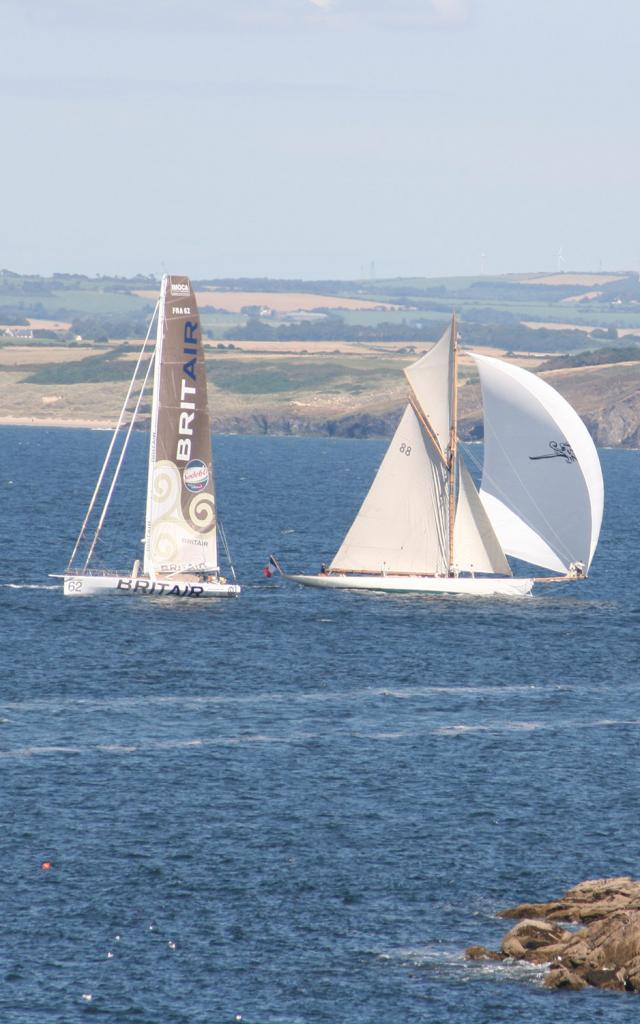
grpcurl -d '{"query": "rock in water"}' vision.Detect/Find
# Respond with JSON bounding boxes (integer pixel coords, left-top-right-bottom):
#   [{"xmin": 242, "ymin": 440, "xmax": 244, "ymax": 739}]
[
  {"xmin": 465, "ymin": 877, "xmax": 640, "ymax": 993},
  {"xmin": 500, "ymin": 919, "xmax": 571, "ymax": 962},
  {"xmin": 543, "ymin": 965, "xmax": 588, "ymax": 990},
  {"xmin": 465, "ymin": 945, "xmax": 504, "ymax": 961},
  {"xmin": 498, "ymin": 875, "xmax": 640, "ymax": 923}
]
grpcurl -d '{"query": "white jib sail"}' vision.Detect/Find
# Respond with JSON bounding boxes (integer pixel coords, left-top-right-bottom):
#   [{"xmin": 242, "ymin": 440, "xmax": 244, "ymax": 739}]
[
  {"xmin": 330, "ymin": 405, "xmax": 449, "ymax": 575},
  {"xmin": 453, "ymin": 456, "xmax": 511, "ymax": 575},
  {"xmin": 403, "ymin": 321, "xmax": 454, "ymax": 456},
  {"xmin": 471, "ymin": 353, "xmax": 604, "ymax": 574}
]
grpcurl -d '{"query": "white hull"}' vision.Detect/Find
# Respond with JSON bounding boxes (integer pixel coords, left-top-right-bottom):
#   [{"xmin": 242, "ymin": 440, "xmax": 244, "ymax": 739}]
[
  {"xmin": 62, "ymin": 574, "xmax": 240, "ymax": 598},
  {"xmin": 285, "ymin": 572, "xmax": 534, "ymax": 597}
]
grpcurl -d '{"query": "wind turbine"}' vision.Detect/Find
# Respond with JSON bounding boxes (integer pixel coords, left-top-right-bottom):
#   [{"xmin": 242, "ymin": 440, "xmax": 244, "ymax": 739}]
[{"xmin": 556, "ymin": 246, "xmax": 565, "ymax": 273}]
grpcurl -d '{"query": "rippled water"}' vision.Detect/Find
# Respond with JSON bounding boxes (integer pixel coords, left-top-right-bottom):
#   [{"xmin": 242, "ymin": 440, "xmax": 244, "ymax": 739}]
[{"xmin": 1, "ymin": 428, "xmax": 638, "ymax": 1022}]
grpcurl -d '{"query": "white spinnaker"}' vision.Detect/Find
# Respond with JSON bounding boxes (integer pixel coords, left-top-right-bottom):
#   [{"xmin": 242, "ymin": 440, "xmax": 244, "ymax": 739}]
[
  {"xmin": 330, "ymin": 405, "xmax": 449, "ymax": 575},
  {"xmin": 471, "ymin": 353, "xmax": 604, "ymax": 573},
  {"xmin": 404, "ymin": 321, "xmax": 454, "ymax": 455},
  {"xmin": 453, "ymin": 457, "xmax": 511, "ymax": 575}
]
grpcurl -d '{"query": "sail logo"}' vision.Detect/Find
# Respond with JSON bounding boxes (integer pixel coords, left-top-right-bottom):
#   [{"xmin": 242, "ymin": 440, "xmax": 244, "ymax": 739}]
[
  {"xmin": 176, "ymin": 320, "xmax": 199, "ymax": 463},
  {"xmin": 183, "ymin": 459, "xmax": 209, "ymax": 492},
  {"xmin": 529, "ymin": 441, "xmax": 576, "ymax": 464},
  {"xmin": 171, "ymin": 282, "xmax": 190, "ymax": 296}
]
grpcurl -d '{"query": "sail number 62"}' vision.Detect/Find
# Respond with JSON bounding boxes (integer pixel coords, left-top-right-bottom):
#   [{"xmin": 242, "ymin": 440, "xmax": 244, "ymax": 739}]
[{"xmin": 399, "ymin": 443, "xmax": 412, "ymax": 456}]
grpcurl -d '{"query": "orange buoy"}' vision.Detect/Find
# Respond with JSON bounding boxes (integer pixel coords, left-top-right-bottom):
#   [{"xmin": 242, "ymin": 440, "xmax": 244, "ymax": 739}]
[{"xmin": 41, "ymin": 861, "xmax": 52, "ymax": 870}]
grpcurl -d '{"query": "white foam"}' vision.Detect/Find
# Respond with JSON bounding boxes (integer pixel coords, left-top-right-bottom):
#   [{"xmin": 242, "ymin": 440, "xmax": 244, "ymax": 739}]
[
  {"xmin": 362, "ymin": 731, "xmax": 406, "ymax": 740},
  {"xmin": 2, "ymin": 583, "xmax": 58, "ymax": 590},
  {"xmin": 0, "ymin": 683, "xmax": 571, "ymax": 717},
  {"xmin": 435, "ymin": 724, "xmax": 490, "ymax": 735},
  {"xmin": 435, "ymin": 721, "xmax": 544, "ymax": 735},
  {"xmin": 0, "ymin": 732, "xmax": 311, "ymax": 760},
  {"xmin": 371, "ymin": 684, "xmax": 559, "ymax": 698},
  {"xmin": 378, "ymin": 944, "xmax": 547, "ymax": 985},
  {"xmin": 434, "ymin": 718, "xmax": 640, "ymax": 736}
]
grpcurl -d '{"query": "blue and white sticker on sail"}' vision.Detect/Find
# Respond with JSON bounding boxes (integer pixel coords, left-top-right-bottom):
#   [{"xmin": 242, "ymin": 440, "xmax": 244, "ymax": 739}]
[{"xmin": 183, "ymin": 459, "xmax": 209, "ymax": 492}]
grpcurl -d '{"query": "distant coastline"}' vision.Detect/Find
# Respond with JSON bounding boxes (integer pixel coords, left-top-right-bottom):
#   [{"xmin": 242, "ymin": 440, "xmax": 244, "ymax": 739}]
[
  {"xmin": 2, "ymin": 269, "xmax": 640, "ymax": 447},
  {"xmin": 0, "ymin": 415, "xmax": 114, "ymax": 430},
  {"xmin": 1, "ymin": 412, "xmax": 639, "ymax": 449}
]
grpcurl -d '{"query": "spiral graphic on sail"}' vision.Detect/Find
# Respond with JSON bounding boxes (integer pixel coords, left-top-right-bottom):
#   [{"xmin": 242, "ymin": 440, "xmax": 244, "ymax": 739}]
[
  {"xmin": 152, "ymin": 461, "xmax": 181, "ymax": 518},
  {"xmin": 150, "ymin": 523, "xmax": 181, "ymax": 565},
  {"xmin": 188, "ymin": 493, "xmax": 216, "ymax": 533}
]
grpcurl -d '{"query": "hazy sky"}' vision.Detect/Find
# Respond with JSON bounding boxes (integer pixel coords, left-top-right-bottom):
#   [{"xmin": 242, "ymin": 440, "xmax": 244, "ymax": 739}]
[{"xmin": 2, "ymin": 0, "xmax": 639, "ymax": 279}]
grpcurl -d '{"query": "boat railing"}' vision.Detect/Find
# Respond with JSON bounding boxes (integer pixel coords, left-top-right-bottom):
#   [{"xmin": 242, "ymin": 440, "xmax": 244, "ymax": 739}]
[{"xmin": 66, "ymin": 568, "xmax": 130, "ymax": 578}]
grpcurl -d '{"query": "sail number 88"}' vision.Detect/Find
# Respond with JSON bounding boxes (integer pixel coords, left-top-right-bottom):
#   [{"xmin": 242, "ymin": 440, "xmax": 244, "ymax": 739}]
[{"xmin": 399, "ymin": 443, "xmax": 412, "ymax": 456}]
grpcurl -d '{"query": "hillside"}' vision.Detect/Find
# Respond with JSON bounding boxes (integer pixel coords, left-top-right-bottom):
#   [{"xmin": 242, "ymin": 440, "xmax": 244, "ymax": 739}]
[
  {"xmin": 0, "ymin": 340, "xmax": 638, "ymax": 447},
  {"xmin": 1, "ymin": 269, "xmax": 640, "ymax": 446}
]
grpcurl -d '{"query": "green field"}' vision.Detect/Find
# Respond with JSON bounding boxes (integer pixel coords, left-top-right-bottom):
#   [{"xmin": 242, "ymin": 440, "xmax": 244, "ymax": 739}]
[
  {"xmin": 0, "ymin": 288, "xmax": 151, "ymax": 316},
  {"xmin": 16, "ymin": 349, "xmax": 405, "ymax": 395},
  {"xmin": 2, "ymin": 269, "xmax": 640, "ymax": 348},
  {"xmin": 208, "ymin": 355, "xmax": 403, "ymax": 396}
]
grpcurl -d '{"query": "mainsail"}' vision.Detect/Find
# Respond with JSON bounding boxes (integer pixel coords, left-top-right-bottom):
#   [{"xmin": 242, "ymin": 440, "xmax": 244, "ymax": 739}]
[
  {"xmin": 144, "ymin": 275, "xmax": 218, "ymax": 576},
  {"xmin": 330, "ymin": 405, "xmax": 449, "ymax": 575},
  {"xmin": 331, "ymin": 320, "xmax": 469, "ymax": 577},
  {"xmin": 471, "ymin": 353, "xmax": 604, "ymax": 573}
]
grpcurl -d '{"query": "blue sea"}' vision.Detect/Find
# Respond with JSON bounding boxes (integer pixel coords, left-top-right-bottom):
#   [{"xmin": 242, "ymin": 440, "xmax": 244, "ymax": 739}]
[{"xmin": 1, "ymin": 427, "xmax": 638, "ymax": 1023}]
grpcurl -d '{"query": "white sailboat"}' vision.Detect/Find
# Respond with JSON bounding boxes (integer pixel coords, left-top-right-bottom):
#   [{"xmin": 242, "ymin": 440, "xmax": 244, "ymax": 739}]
[
  {"xmin": 59, "ymin": 275, "xmax": 240, "ymax": 598},
  {"xmin": 273, "ymin": 316, "xmax": 603, "ymax": 597}
]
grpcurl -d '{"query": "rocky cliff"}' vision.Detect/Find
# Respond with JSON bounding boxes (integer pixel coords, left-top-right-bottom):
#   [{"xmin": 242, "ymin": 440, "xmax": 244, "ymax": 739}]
[
  {"xmin": 466, "ymin": 877, "xmax": 640, "ymax": 992},
  {"xmin": 209, "ymin": 360, "xmax": 640, "ymax": 448}
]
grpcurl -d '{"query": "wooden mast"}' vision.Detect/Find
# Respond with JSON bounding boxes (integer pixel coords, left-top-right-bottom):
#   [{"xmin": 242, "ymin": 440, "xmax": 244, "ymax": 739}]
[{"xmin": 448, "ymin": 313, "xmax": 458, "ymax": 573}]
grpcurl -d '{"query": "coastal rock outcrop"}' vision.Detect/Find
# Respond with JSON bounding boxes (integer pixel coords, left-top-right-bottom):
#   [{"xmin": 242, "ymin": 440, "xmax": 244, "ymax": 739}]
[{"xmin": 466, "ymin": 877, "xmax": 640, "ymax": 993}]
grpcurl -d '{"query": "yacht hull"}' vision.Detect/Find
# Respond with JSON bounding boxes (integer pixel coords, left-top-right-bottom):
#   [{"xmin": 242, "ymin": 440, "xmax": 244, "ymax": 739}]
[
  {"xmin": 62, "ymin": 574, "xmax": 240, "ymax": 598},
  {"xmin": 285, "ymin": 573, "xmax": 534, "ymax": 597}
]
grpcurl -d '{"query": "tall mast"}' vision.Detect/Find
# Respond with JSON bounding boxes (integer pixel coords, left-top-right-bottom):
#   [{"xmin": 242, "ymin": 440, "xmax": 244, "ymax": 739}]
[
  {"xmin": 448, "ymin": 313, "xmax": 458, "ymax": 572},
  {"xmin": 143, "ymin": 276, "xmax": 166, "ymax": 576}
]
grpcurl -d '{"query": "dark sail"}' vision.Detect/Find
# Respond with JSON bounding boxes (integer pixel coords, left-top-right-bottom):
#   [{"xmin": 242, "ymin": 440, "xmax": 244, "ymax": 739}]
[{"xmin": 144, "ymin": 275, "xmax": 217, "ymax": 576}]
